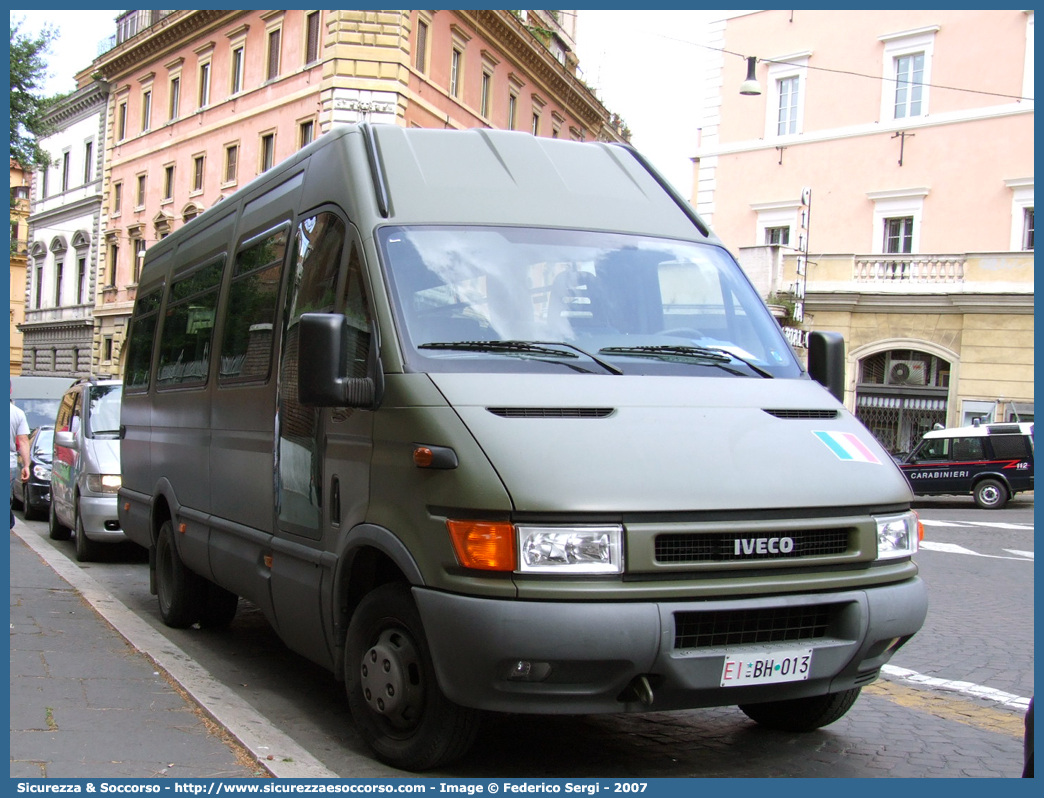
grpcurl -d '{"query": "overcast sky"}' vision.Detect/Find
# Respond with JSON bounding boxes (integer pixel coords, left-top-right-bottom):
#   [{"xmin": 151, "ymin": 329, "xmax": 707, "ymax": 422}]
[{"xmin": 11, "ymin": 9, "xmax": 723, "ymax": 195}]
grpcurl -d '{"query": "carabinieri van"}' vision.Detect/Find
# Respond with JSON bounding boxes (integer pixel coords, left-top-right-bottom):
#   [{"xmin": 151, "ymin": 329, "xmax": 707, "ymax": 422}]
[{"xmin": 119, "ymin": 124, "xmax": 928, "ymax": 770}]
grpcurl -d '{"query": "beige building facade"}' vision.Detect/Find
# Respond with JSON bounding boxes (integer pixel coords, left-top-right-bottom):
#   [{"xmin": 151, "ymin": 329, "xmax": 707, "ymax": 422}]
[
  {"xmin": 79, "ymin": 9, "xmax": 623, "ymax": 377},
  {"xmin": 696, "ymin": 10, "xmax": 1034, "ymax": 453},
  {"xmin": 10, "ymin": 160, "xmax": 32, "ymax": 375}
]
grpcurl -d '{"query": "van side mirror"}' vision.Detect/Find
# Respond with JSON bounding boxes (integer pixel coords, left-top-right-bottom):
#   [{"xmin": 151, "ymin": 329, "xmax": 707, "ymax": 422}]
[
  {"xmin": 807, "ymin": 331, "xmax": 845, "ymax": 403},
  {"xmin": 298, "ymin": 313, "xmax": 383, "ymax": 410},
  {"xmin": 55, "ymin": 430, "xmax": 78, "ymax": 450}
]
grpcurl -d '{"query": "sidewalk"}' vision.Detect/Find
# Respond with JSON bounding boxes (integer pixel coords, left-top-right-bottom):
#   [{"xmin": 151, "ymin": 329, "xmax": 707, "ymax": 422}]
[{"xmin": 10, "ymin": 524, "xmax": 266, "ymax": 779}]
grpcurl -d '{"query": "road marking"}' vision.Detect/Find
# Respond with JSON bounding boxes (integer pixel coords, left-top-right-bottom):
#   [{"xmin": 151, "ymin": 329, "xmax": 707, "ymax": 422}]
[
  {"xmin": 920, "ymin": 519, "xmax": 972, "ymax": 528},
  {"xmin": 882, "ymin": 664, "xmax": 1032, "ymax": 710},
  {"xmin": 865, "ymin": 680, "xmax": 1026, "ymax": 739},
  {"xmin": 11, "ymin": 523, "xmax": 347, "ymax": 779},
  {"xmin": 918, "ymin": 540, "xmax": 1033, "ymax": 560},
  {"xmin": 1005, "ymin": 549, "xmax": 1034, "ymax": 558},
  {"xmin": 965, "ymin": 521, "xmax": 1034, "ymax": 531}
]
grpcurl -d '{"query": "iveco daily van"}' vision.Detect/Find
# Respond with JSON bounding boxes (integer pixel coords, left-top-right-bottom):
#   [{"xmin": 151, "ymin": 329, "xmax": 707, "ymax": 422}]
[{"xmin": 119, "ymin": 124, "xmax": 927, "ymax": 770}]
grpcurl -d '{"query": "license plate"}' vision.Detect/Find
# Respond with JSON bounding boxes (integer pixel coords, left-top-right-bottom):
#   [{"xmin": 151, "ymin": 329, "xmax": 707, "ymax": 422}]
[{"xmin": 720, "ymin": 648, "xmax": 812, "ymax": 687}]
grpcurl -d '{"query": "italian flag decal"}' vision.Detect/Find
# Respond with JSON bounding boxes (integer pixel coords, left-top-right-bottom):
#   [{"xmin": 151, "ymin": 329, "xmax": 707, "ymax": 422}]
[{"xmin": 813, "ymin": 430, "xmax": 882, "ymax": 464}]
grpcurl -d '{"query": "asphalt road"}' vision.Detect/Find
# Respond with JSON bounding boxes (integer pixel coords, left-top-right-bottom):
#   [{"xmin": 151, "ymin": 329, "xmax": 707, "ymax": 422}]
[{"xmin": 12, "ymin": 495, "xmax": 1033, "ymax": 778}]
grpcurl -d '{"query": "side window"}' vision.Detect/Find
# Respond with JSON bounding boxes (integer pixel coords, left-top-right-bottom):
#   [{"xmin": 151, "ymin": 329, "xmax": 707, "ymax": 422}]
[
  {"xmin": 124, "ymin": 287, "xmax": 164, "ymax": 391},
  {"xmin": 156, "ymin": 260, "xmax": 224, "ymax": 388},
  {"xmin": 952, "ymin": 437, "xmax": 985, "ymax": 461},
  {"xmin": 55, "ymin": 391, "xmax": 75, "ymax": 433},
  {"xmin": 918, "ymin": 438, "xmax": 950, "ymax": 461},
  {"xmin": 219, "ymin": 225, "xmax": 289, "ymax": 383},
  {"xmin": 341, "ymin": 239, "xmax": 373, "ymax": 379},
  {"xmin": 990, "ymin": 435, "xmax": 1030, "ymax": 460}
]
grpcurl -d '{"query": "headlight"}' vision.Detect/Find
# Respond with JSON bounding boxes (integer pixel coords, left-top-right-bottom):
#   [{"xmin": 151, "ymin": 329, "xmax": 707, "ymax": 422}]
[
  {"xmin": 85, "ymin": 474, "xmax": 122, "ymax": 494},
  {"xmin": 32, "ymin": 464, "xmax": 51, "ymax": 481},
  {"xmin": 517, "ymin": 525, "xmax": 623, "ymax": 574},
  {"xmin": 875, "ymin": 512, "xmax": 919, "ymax": 560}
]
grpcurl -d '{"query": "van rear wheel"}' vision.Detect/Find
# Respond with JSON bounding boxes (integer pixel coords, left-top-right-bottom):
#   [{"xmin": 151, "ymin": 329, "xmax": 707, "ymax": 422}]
[
  {"xmin": 739, "ymin": 687, "xmax": 862, "ymax": 732},
  {"xmin": 345, "ymin": 582, "xmax": 480, "ymax": 771},
  {"xmin": 155, "ymin": 520, "xmax": 204, "ymax": 628},
  {"xmin": 974, "ymin": 479, "xmax": 1008, "ymax": 510}
]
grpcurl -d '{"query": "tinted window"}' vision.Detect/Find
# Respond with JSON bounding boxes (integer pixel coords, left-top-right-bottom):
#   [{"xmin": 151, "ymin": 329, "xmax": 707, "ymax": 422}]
[
  {"xmin": 219, "ymin": 226, "xmax": 288, "ymax": 382},
  {"xmin": 124, "ymin": 287, "xmax": 164, "ymax": 391},
  {"xmin": 157, "ymin": 261, "xmax": 224, "ymax": 388},
  {"xmin": 991, "ymin": 435, "xmax": 1031, "ymax": 459}
]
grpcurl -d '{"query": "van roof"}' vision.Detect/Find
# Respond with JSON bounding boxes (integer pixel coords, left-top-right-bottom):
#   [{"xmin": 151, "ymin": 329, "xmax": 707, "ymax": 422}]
[
  {"xmin": 10, "ymin": 376, "xmax": 76, "ymax": 400},
  {"xmin": 922, "ymin": 421, "xmax": 1034, "ymax": 438}
]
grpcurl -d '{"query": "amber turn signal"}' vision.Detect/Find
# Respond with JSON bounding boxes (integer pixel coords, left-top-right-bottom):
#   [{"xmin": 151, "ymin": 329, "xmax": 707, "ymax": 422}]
[{"xmin": 446, "ymin": 520, "xmax": 515, "ymax": 571}]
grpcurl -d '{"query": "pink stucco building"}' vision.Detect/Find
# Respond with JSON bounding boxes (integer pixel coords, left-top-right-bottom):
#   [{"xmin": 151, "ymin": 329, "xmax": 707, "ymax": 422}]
[
  {"xmin": 696, "ymin": 9, "xmax": 1034, "ymax": 451},
  {"xmin": 81, "ymin": 10, "xmax": 624, "ymax": 377}
]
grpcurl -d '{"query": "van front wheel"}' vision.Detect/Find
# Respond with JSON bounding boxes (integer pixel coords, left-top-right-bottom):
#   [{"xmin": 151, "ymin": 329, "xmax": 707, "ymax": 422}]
[
  {"xmin": 739, "ymin": 687, "xmax": 862, "ymax": 732},
  {"xmin": 974, "ymin": 479, "xmax": 1008, "ymax": 510},
  {"xmin": 345, "ymin": 582, "xmax": 480, "ymax": 771},
  {"xmin": 155, "ymin": 520, "xmax": 204, "ymax": 628}
]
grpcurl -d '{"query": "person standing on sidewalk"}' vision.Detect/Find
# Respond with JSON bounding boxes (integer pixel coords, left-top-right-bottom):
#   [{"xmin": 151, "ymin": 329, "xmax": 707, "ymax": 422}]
[{"xmin": 10, "ymin": 382, "xmax": 31, "ymax": 530}]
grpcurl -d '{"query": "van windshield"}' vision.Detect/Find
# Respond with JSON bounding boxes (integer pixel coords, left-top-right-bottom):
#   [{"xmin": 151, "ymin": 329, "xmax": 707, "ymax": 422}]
[
  {"xmin": 378, "ymin": 226, "xmax": 800, "ymax": 377},
  {"xmin": 86, "ymin": 385, "xmax": 123, "ymax": 437}
]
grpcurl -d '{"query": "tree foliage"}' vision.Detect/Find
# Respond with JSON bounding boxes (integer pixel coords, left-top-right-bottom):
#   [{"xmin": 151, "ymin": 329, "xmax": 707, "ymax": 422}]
[{"xmin": 10, "ymin": 19, "xmax": 60, "ymax": 170}]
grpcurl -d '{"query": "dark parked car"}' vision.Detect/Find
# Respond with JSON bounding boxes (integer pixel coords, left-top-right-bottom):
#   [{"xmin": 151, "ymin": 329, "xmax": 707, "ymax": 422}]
[{"xmin": 12, "ymin": 425, "xmax": 54, "ymax": 521}]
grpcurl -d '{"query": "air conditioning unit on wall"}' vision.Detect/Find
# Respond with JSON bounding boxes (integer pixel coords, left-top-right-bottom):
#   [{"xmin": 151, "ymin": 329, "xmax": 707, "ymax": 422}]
[{"xmin": 889, "ymin": 359, "xmax": 927, "ymax": 385}]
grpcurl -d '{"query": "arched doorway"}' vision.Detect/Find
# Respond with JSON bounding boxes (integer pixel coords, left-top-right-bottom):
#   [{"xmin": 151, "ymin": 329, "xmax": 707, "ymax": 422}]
[{"xmin": 854, "ymin": 348, "xmax": 950, "ymax": 456}]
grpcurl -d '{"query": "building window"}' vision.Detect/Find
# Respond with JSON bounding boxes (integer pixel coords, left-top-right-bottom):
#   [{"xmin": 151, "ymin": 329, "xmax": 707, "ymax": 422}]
[
  {"xmin": 231, "ymin": 45, "xmax": 245, "ymax": 94},
  {"xmin": 415, "ymin": 18, "xmax": 428, "ymax": 73},
  {"xmin": 893, "ymin": 53, "xmax": 924, "ymax": 119},
  {"xmin": 198, "ymin": 62, "xmax": 211, "ymax": 108},
  {"xmin": 61, "ymin": 152, "xmax": 70, "ymax": 192},
  {"xmin": 880, "ymin": 27, "xmax": 936, "ymax": 121},
  {"xmin": 299, "ymin": 120, "xmax": 314, "ymax": 149},
  {"xmin": 112, "ymin": 182, "xmax": 123, "ymax": 215},
  {"xmin": 104, "ymin": 337, "xmax": 114, "ymax": 363},
  {"xmin": 305, "ymin": 11, "xmax": 321, "ymax": 64},
  {"xmin": 225, "ymin": 144, "xmax": 239, "ymax": 183},
  {"xmin": 480, "ymin": 72, "xmax": 492, "ymax": 118},
  {"xmin": 266, "ymin": 27, "xmax": 281, "ymax": 81},
  {"xmin": 34, "ymin": 264, "xmax": 43, "ymax": 309},
  {"xmin": 766, "ymin": 226, "xmax": 791, "ymax": 246},
  {"xmin": 163, "ymin": 165, "xmax": 175, "ymax": 201},
  {"xmin": 83, "ymin": 141, "xmax": 94, "ymax": 184},
  {"xmin": 450, "ymin": 48, "xmax": 462, "ymax": 98},
  {"xmin": 54, "ymin": 260, "xmax": 64, "ymax": 306},
  {"xmin": 133, "ymin": 238, "xmax": 146, "ymax": 283},
  {"xmin": 777, "ymin": 76, "xmax": 799, "ymax": 135},
  {"xmin": 108, "ymin": 244, "xmax": 119, "ymax": 286},
  {"xmin": 531, "ymin": 112, "xmax": 540, "ymax": 136},
  {"xmin": 77, "ymin": 257, "xmax": 87, "ymax": 303},
  {"xmin": 136, "ymin": 174, "xmax": 147, "ymax": 207},
  {"xmin": 508, "ymin": 94, "xmax": 517, "ymax": 130},
  {"xmin": 193, "ymin": 155, "xmax": 205, "ymax": 192},
  {"xmin": 884, "ymin": 216, "xmax": 914, "ymax": 254},
  {"xmin": 260, "ymin": 133, "xmax": 275, "ymax": 172},
  {"xmin": 168, "ymin": 76, "xmax": 181, "ymax": 121},
  {"xmin": 1024, "ymin": 207, "xmax": 1034, "ymax": 250},
  {"xmin": 117, "ymin": 101, "xmax": 128, "ymax": 140},
  {"xmin": 141, "ymin": 90, "xmax": 152, "ymax": 131}
]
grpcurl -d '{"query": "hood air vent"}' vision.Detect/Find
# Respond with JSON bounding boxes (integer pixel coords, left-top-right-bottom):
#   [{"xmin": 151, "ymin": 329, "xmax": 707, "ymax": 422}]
[
  {"xmin": 487, "ymin": 407, "xmax": 614, "ymax": 419},
  {"xmin": 763, "ymin": 409, "xmax": 839, "ymax": 420}
]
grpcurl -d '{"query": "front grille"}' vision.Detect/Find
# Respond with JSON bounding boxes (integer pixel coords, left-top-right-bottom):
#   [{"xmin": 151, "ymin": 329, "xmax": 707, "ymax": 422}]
[
  {"xmin": 655, "ymin": 528, "xmax": 851, "ymax": 563},
  {"xmin": 486, "ymin": 407, "xmax": 614, "ymax": 419},
  {"xmin": 674, "ymin": 604, "xmax": 839, "ymax": 649}
]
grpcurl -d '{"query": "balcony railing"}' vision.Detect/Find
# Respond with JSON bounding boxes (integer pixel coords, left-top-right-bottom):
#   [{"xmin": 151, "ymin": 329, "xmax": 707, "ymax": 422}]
[{"xmin": 854, "ymin": 256, "xmax": 965, "ymax": 283}]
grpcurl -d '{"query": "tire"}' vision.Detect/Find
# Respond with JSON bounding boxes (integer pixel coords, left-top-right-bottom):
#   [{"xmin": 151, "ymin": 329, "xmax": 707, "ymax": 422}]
[
  {"xmin": 974, "ymin": 478, "xmax": 1008, "ymax": 510},
  {"xmin": 345, "ymin": 582, "xmax": 481, "ymax": 771},
  {"xmin": 48, "ymin": 501, "xmax": 72, "ymax": 541},
  {"xmin": 74, "ymin": 506, "xmax": 100, "ymax": 563},
  {"xmin": 155, "ymin": 520, "xmax": 205, "ymax": 628},
  {"xmin": 22, "ymin": 484, "xmax": 41, "ymax": 521},
  {"xmin": 740, "ymin": 687, "xmax": 862, "ymax": 732},
  {"xmin": 199, "ymin": 581, "xmax": 239, "ymax": 629}
]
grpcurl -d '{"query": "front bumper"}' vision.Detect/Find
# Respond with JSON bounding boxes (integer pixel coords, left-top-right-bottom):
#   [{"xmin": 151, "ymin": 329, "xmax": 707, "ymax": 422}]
[
  {"xmin": 78, "ymin": 494, "xmax": 126, "ymax": 542},
  {"xmin": 415, "ymin": 576, "xmax": 927, "ymax": 714}
]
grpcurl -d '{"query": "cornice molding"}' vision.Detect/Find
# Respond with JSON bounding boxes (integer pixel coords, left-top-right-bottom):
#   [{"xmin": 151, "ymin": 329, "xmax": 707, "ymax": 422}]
[
  {"xmin": 42, "ymin": 82, "xmax": 110, "ymax": 128},
  {"xmin": 93, "ymin": 10, "xmax": 235, "ymax": 79}
]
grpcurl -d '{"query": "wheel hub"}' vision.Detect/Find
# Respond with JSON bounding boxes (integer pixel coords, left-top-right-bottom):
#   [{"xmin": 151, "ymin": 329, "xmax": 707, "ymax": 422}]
[{"xmin": 359, "ymin": 628, "xmax": 424, "ymax": 729}]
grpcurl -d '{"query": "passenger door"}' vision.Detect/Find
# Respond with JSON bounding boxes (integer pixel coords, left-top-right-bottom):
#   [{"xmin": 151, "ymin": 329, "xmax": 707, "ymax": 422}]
[
  {"xmin": 52, "ymin": 388, "xmax": 79, "ymax": 524},
  {"xmin": 270, "ymin": 212, "xmax": 375, "ymax": 669}
]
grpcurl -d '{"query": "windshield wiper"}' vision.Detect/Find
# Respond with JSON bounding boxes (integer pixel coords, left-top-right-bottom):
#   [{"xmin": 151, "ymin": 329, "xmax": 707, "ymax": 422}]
[
  {"xmin": 598, "ymin": 345, "xmax": 773, "ymax": 378},
  {"xmin": 419, "ymin": 340, "xmax": 623, "ymax": 375}
]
